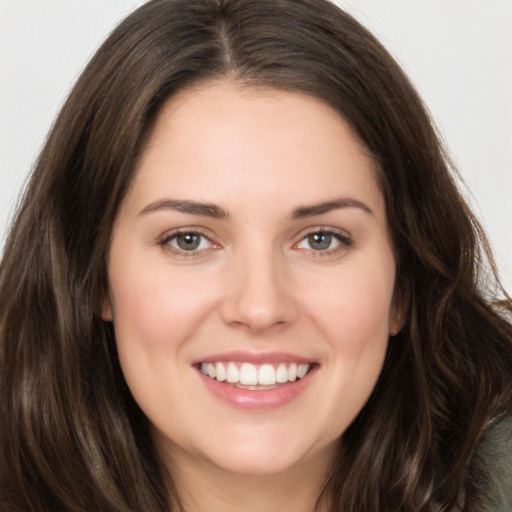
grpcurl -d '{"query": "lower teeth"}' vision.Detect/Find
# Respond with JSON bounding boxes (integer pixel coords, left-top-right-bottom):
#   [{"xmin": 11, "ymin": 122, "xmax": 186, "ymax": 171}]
[{"xmin": 233, "ymin": 383, "xmax": 280, "ymax": 390}]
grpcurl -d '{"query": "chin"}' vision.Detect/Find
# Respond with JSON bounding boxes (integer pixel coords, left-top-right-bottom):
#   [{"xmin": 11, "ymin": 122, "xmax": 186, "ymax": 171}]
[
  {"xmin": 193, "ymin": 427, "xmax": 335, "ymax": 478},
  {"xmin": 206, "ymin": 451, "xmax": 310, "ymax": 477}
]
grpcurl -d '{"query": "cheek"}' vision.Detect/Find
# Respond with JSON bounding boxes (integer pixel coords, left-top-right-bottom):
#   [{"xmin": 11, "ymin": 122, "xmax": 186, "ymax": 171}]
[
  {"xmin": 106, "ymin": 258, "xmax": 218, "ymax": 417},
  {"xmin": 303, "ymin": 266, "xmax": 394, "ymax": 427},
  {"xmin": 301, "ymin": 260, "xmax": 395, "ymax": 397},
  {"xmin": 109, "ymin": 249, "xmax": 215, "ymax": 335},
  {"xmin": 307, "ymin": 264, "xmax": 395, "ymax": 341},
  {"xmin": 111, "ymin": 274, "xmax": 171, "ymax": 349}
]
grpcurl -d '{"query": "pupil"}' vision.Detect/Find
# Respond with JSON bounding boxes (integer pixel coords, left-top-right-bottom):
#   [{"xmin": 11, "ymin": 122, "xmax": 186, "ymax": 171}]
[
  {"xmin": 308, "ymin": 233, "xmax": 331, "ymax": 250},
  {"xmin": 177, "ymin": 233, "xmax": 200, "ymax": 250}
]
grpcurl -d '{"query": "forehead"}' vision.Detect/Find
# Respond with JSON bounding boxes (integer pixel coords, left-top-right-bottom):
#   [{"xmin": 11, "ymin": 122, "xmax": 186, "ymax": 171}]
[{"xmin": 123, "ymin": 80, "xmax": 384, "ymax": 218}]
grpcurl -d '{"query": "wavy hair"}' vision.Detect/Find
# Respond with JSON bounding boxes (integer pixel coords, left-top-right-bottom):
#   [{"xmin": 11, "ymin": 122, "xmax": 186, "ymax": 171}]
[{"xmin": 1, "ymin": 0, "xmax": 511, "ymax": 510}]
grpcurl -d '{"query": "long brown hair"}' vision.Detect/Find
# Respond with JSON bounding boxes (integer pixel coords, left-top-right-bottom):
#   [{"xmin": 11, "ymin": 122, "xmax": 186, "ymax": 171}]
[{"xmin": 1, "ymin": 0, "xmax": 511, "ymax": 510}]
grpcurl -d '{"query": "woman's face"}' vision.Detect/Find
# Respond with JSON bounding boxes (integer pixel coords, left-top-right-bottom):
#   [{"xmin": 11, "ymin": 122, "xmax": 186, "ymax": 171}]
[{"xmin": 105, "ymin": 81, "xmax": 401, "ymax": 477}]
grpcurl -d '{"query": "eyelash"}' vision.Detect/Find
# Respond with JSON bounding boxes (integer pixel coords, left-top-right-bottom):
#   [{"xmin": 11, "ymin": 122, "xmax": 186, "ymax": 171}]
[
  {"xmin": 158, "ymin": 227, "xmax": 352, "ymax": 258},
  {"xmin": 159, "ymin": 229, "xmax": 218, "ymax": 257},
  {"xmin": 294, "ymin": 228, "xmax": 352, "ymax": 257}
]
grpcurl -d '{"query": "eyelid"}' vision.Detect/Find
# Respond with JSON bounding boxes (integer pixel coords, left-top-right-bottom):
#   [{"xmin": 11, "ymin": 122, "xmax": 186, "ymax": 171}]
[
  {"xmin": 292, "ymin": 225, "xmax": 352, "ymax": 253},
  {"xmin": 159, "ymin": 227, "xmax": 221, "ymax": 256}
]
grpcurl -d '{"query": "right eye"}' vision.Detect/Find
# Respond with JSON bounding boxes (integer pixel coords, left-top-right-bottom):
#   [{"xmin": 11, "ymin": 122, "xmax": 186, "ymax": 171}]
[{"xmin": 161, "ymin": 230, "xmax": 216, "ymax": 253}]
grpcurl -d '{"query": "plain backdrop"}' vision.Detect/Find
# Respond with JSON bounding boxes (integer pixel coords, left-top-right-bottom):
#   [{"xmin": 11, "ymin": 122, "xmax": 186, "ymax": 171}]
[{"xmin": 1, "ymin": 0, "xmax": 511, "ymax": 291}]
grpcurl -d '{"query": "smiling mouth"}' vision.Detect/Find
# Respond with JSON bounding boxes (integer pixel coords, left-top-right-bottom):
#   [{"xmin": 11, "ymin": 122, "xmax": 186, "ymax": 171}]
[{"xmin": 198, "ymin": 361, "xmax": 312, "ymax": 389}]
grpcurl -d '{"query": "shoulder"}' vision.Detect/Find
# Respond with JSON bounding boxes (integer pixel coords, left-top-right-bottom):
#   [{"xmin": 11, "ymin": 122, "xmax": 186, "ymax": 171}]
[{"xmin": 471, "ymin": 415, "xmax": 512, "ymax": 512}]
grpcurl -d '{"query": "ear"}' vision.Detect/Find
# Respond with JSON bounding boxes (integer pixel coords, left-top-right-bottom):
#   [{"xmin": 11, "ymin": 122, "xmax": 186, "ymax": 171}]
[
  {"xmin": 101, "ymin": 301, "xmax": 113, "ymax": 322},
  {"xmin": 389, "ymin": 308, "xmax": 404, "ymax": 336},
  {"xmin": 100, "ymin": 290, "xmax": 114, "ymax": 322},
  {"xmin": 389, "ymin": 281, "xmax": 408, "ymax": 336}
]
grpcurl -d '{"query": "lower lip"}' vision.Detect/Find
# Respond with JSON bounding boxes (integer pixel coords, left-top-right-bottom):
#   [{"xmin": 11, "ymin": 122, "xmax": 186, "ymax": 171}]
[{"xmin": 197, "ymin": 367, "xmax": 317, "ymax": 411}]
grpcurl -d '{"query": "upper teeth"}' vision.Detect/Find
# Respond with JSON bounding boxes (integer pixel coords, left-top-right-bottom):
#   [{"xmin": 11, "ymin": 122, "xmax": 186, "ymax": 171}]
[{"xmin": 200, "ymin": 362, "xmax": 310, "ymax": 386}]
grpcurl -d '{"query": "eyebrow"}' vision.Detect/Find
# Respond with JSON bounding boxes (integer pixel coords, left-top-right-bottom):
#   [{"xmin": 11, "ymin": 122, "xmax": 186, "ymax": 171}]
[
  {"xmin": 139, "ymin": 199, "xmax": 229, "ymax": 219},
  {"xmin": 139, "ymin": 197, "xmax": 373, "ymax": 220},
  {"xmin": 290, "ymin": 198, "xmax": 374, "ymax": 218}
]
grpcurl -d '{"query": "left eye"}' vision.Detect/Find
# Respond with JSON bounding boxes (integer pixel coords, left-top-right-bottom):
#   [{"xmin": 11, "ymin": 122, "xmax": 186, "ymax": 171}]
[
  {"xmin": 296, "ymin": 231, "xmax": 348, "ymax": 251},
  {"xmin": 164, "ymin": 232, "xmax": 213, "ymax": 251}
]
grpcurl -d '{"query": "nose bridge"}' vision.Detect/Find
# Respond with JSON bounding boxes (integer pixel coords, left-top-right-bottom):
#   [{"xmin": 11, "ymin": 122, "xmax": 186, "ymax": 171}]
[{"xmin": 221, "ymin": 237, "xmax": 297, "ymax": 332}]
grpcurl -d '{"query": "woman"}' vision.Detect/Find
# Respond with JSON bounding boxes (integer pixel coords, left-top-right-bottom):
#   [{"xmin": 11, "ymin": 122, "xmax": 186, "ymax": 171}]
[{"xmin": 0, "ymin": 0, "xmax": 511, "ymax": 511}]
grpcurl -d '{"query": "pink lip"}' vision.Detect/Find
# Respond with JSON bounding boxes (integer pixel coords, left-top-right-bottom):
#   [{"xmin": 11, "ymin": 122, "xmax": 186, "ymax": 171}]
[
  {"xmin": 193, "ymin": 350, "xmax": 314, "ymax": 365},
  {"xmin": 195, "ymin": 361, "xmax": 318, "ymax": 411}
]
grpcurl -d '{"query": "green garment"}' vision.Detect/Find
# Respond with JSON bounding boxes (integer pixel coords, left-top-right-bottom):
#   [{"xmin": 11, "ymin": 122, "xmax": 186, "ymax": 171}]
[{"xmin": 472, "ymin": 416, "xmax": 512, "ymax": 511}]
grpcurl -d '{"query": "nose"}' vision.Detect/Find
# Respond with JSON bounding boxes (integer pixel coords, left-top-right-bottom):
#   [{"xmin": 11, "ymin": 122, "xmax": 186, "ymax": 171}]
[{"xmin": 220, "ymin": 247, "xmax": 299, "ymax": 334}]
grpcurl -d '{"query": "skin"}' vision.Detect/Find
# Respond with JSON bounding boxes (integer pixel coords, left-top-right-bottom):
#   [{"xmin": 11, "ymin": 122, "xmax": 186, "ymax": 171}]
[{"xmin": 104, "ymin": 81, "xmax": 402, "ymax": 512}]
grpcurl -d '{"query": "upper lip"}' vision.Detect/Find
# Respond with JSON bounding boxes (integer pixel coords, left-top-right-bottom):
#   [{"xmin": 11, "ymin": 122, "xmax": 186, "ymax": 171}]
[{"xmin": 192, "ymin": 351, "xmax": 316, "ymax": 365}]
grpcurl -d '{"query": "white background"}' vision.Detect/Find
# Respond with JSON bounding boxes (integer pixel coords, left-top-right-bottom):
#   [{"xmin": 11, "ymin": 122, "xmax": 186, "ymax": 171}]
[{"xmin": 1, "ymin": 0, "xmax": 511, "ymax": 291}]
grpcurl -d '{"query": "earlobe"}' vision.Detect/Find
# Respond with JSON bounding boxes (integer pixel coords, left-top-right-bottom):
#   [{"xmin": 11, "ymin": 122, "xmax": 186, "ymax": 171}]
[
  {"xmin": 389, "ymin": 282, "xmax": 408, "ymax": 336},
  {"xmin": 389, "ymin": 311, "xmax": 403, "ymax": 336},
  {"xmin": 100, "ymin": 293, "xmax": 114, "ymax": 322},
  {"xmin": 101, "ymin": 305, "xmax": 113, "ymax": 322}
]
